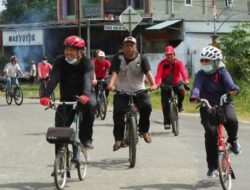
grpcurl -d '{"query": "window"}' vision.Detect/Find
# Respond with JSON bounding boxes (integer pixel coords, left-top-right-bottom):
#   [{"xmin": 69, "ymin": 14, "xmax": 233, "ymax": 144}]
[
  {"xmin": 132, "ymin": 0, "xmax": 144, "ymax": 9},
  {"xmin": 185, "ymin": 0, "xmax": 192, "ymax": 6},
  {"xmin": 67, "ymin": 0, "xmax": 75, "ymax": 15},
  {"xmin": 248, "ymin": 0, "xmax": 250, "ymax": 15}
]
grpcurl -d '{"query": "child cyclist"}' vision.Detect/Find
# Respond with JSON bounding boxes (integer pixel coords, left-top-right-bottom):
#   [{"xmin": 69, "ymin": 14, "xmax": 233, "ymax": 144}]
[{"xmin": 190, "ymin": 45, "xmax": 241, "ymax": 177}]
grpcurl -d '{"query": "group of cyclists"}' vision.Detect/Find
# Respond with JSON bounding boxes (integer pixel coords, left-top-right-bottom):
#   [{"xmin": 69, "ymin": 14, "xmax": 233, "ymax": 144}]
[{"xmin": 29, "ymin": 34, "xmax": 240, "ymax": 178}]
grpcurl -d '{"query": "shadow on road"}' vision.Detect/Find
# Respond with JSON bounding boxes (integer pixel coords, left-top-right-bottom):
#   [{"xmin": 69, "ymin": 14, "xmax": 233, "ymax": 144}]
[
  {"xmin": 0, "ymin": 182, "xmax": 55, "ymax": 190},
  {"xmin": 89, "ymin": 158, "xmax": 131, "ymax": 170},
  {"xmin": 120, "ymin": 179, "xmax": 219, "ymax": 190}
]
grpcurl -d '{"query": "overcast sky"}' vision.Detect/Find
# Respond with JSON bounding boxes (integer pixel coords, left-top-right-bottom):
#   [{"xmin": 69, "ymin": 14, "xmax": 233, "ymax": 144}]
[{"xmin": 0, "ymin": 0, "xmax": 6, "ymax": 12}]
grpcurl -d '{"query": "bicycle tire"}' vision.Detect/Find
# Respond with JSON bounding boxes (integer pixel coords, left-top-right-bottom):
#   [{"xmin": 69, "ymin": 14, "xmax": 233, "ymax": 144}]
[
  {"xmin": 54, "ymin": 149, "xmax": 67, "ymax": 190},
  {"xmin": 5, "ymin": 88, "xmax": 12, "ymax": 105},
  {"xmin": 77, "ymin": 146, "xmax": 88, "ymax": 180},
  {"xmin": 14, "ymin": 87, "xmax": 23, "ymax": 105},
  {"xmin": 218, "ymin": 151, "xmax": 232, "ymax": 190},
  {"xmin": 170, "ymin": 102, "xmax": 179, "ymax": 136},
  {"xmin": 99, "ymin": 92, "xmax": 107, "ymax": 120},
  {"xmin": 127, "ymin": 116, "xmax": 137, "ymax": 168}
]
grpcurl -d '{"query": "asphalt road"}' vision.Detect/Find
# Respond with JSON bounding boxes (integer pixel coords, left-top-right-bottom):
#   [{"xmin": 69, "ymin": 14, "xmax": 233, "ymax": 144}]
[{"xmin": 0, "ymin": 98, "xmax": 249, "ymax": 190}]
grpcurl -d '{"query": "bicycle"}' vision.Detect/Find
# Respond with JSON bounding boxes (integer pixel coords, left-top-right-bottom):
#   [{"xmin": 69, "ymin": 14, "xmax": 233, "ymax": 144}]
[
  {"xmin": 160, "ymin": 83, "xmax": 189, "ymax": 136},
  {"xmin": 95, "ymin": 79, "xmax": 108, "ymax": 120},
  {"xmin": 46, "ymin": 100, "xmax": 88, "ymax": 190},
  {"xmin": 5, "ymin": 77, "xmax": 23, "ymax": 106},
  {"xmin": 198, "ymin": 94, "xmax": 236, "ymax": 190},
  {"xmin": 116, "ymin": 89, "xmax": 148, "ymax": 168},
  {"xmin": 39, "ymin": 77, "xmax": 56, "ymax": 102}
]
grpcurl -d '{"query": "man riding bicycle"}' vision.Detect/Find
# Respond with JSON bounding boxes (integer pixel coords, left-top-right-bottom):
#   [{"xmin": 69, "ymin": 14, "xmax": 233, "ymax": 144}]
[
  {"xmin": 40, "ymin": 35, "xmax": 96, "ymax": 154},
  {"xmin": 190, "ymin": 45, "xmax": 241, "ymax": 177},
  {"xmin": 38, "ymin": 56, "xmax": 53, "ymax": 96},
  {"xmin": 155, "ymin": 45, "xmax": 189, "ymax": 130},
  {"xmin": 92, "ymin": 50, "xmax": 111, "ymax": 98},
  {"xmin": 108, "ymin": 36, "xmax": 158, "ymax": 151},
  {"xmin": 4, "ymin": 55, "xmax": 24, "ymax": 93}
]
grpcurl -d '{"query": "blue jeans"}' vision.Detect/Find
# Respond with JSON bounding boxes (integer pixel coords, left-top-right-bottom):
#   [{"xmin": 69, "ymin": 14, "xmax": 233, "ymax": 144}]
[{"xmin": 5, "ymin": 77, "xmax": 19, "ymax": 93}]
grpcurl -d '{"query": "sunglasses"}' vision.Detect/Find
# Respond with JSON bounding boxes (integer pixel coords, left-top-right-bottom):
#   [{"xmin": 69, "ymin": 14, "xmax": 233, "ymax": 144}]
[{"xmin": 200, "ymin": 59, "xmax": 211, "ymax": 63}]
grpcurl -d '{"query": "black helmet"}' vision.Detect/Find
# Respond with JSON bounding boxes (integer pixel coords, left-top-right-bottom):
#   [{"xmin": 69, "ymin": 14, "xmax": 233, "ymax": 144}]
[{"xmin": 42, "ymin": 56, "xmax": 48, "ymax": 60}]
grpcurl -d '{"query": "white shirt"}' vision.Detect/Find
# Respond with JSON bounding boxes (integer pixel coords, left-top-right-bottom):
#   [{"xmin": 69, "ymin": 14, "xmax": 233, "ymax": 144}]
[
  {"xmin": 4, "ymin": 62, "xmax": 22, "ymax": 77},
  {"xmin": 30, "ymin": 64, "xmax": 37, "ymax": 77}
]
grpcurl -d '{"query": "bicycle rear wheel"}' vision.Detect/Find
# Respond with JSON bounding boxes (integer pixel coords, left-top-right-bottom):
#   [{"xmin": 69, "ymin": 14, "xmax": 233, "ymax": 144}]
[
  {"xmin": 170, "ymin": 102, "xmax": 179, "ymax": 136},
  {"xmin": 99, "ymin": 92, "xmax": 107, "ymax": 120},
  {"xmin": 5, "ymin": 89, "xmax": 12, "ymax": 105},
  {"xmin": 127, "ymin": 116, "xmax": 137, "ymax": 168},
  {"xmin": 77, "ymin": 146, "xmax": 88, "ymax": 180},
  {"xmin": 54, "ymin": 149, "xmax": 67, "ymax": 190},
  {"xmin": 14, "ymin": 87, "xmax": 23, "ymax": 105},
  {"xmin": 218, "ymin": 151, "xmax": 232, "ymax": 190}
]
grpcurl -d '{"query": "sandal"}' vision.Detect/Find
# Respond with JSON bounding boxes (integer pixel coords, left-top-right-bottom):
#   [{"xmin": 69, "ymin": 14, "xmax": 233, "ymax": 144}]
[
  {"xmin": 143, "ymin": 132, "xmax": 152, "ymax": 143},
  {"xmin": 113, "ymin": 141, "xmax": 122, "ymax": 151}
]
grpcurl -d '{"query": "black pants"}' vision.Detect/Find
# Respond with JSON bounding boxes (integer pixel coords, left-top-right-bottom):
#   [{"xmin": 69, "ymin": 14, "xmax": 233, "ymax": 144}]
[
  {"xmin": 200, "ymin": 104, "xmax": 238, "ymax": 170},
  {"xmin": 113, "ymin": 91, "xmax": 152, "ymax": 141},
  {"xmin": 55, "ymin": 96, "xmax": 96, "ymax": 154},
  {"xmin": 160, "ymin": 84, "xmax": 185, "ymax": 124}
]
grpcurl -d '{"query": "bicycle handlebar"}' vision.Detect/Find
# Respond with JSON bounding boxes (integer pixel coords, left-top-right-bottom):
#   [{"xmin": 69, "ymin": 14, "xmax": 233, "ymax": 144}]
[
  {"xmin": 199, "ymin": 93, "xmax": 229, "ymax": 108},
  {"xmin": 115, "ymin": 88, "xmax": 149, "ymax": 96}
]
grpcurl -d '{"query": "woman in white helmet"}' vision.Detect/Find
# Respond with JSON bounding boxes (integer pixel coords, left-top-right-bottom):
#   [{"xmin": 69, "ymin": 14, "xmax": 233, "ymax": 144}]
[{"xmin": 190, "ymin": 45, "xmax": 241, "ymax": 177}]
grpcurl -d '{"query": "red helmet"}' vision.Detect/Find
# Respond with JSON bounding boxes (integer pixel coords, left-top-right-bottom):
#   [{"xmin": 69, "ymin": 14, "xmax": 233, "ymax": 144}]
[
  {"xmin": 164, "ymin": 45, "xmax": 175, "ymax": 54},
  {"xmin": 64, "ymin": 35, "xmax": 85, "ymax": 48}
]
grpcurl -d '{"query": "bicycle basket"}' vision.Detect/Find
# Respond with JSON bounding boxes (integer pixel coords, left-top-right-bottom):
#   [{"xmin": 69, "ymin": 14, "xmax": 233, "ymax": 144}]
[{"xmin": 46, "ymin": 127, "xmax": 76, "ymax": 144}]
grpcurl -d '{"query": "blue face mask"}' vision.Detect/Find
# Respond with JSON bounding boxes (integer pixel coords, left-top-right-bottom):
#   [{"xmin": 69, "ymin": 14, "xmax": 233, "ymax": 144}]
[
  {"xmin": 201, "ymin": 64, "xmax": 215, "ymax": 74},
  {"xmin": 65, "ymin": 58, "xmax": 77, "ymax": 65}
]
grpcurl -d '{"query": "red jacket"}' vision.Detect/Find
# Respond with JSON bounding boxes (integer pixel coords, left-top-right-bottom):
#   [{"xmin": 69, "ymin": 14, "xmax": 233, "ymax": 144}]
[
  {"xmin": 93, "ymin": 58, "xmax": 111, "ymax": 79},
  {"xmin": 155, "ymin": 58, "xmax": 188, "ymax": 86}
]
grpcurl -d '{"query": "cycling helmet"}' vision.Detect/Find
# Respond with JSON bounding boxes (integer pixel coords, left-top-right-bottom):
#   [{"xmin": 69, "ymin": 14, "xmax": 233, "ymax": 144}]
[
  {"xmin": 64, "ymin": 35, "xmax": 85, "ymax": 49},
  {"xmin": 10, "ymin": 55, "xmax": 17, "ymax": 61},
  {"xmin": 164, "ymin": 45, "xmax": 175, "ymax": 54},
  {"xmin": 200, "ymin": 46, "xmax": 223, "ymax": 60}
]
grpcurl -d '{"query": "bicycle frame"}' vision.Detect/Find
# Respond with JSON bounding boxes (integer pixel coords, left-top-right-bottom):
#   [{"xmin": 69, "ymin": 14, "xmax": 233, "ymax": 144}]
[
  {"xmin": 46, "ymin": 101, "xmax": 88, "ymax": 189},
  {"xmin": 199, "ymin": 94, "xmax": 235, "ymax": 190}
]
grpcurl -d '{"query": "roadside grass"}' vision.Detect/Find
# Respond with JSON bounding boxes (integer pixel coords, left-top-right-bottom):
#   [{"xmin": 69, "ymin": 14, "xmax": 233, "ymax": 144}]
[{"xmin": 0, "ymin": 80, "xmax": 249, "ymax": 122}]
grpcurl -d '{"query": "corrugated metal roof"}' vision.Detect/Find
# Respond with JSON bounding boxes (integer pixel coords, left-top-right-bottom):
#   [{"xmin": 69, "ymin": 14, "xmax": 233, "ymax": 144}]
[
  {"xmin": 185, "ymin": 21, "xmax": 244, "ymax": 33},
  {"xmin": 146, "ymin": 20, "xmax": 182, "ymax": 30}
]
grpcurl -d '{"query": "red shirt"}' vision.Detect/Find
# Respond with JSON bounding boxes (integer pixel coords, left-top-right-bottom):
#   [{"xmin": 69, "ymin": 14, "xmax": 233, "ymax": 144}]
[
  {"xmin": 38, "ymin": 62, "xmax": 53, "ymax": 79},
  {"xmin": 93, "ymin": 58, "xmax": 111, "ymax": 79},
  {"xmin": 155, "ymin": 58, "xmax": 189, "ymax": 86}
]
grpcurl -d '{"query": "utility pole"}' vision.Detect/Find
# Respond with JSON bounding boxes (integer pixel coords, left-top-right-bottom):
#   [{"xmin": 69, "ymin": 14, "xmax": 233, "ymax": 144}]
[{"xmin": 78, "ymin": 0, "xmax": 81, "ymax": 37}]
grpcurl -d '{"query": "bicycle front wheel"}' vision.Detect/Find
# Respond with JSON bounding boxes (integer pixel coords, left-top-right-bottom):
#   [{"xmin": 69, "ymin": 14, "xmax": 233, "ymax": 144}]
[
  {"xmin": 127, "ymin": 116, "xmax": 137, "ymax": 168},
  {"xmin": 77, "ymin": 146, "xmax": 88, "ymax": 180},
  {"xmin": 54, "ymin": 149, "xmax": 67, "ymax": 190},
  {"xmin": 99, "ymin": 92, "xmax": 107, "ymax": 120},
  {"xmin": 218, "ymin": 151, "xmax": 232, "ymax": 190},
  {"xmin": 14, "ymin": 87, "xmax": 23, "ymax": 105},
  {"xmin": 170, "ymin": 102, "xmax": 179, "ymax": 136},
  {"xmin": 5, "ymin": 89, "xmax": 12, "ymax": 105}
]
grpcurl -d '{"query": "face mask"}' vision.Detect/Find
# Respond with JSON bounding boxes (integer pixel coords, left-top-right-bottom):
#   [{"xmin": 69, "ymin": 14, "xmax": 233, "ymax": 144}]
[
  {"xmin": 42, "ymin": 60, "xmax": 47, "ymax": 64},
  {"xmin": 65, "ymin": 58, "xmax": 77, "ymax": 65},
  {"xmin": 201, "ymin": 64, "xmax": 215, "ymax": 74}
]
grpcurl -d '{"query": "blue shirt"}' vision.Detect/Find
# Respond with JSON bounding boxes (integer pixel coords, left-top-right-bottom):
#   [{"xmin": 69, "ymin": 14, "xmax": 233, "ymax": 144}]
[{"xmin": 191, "ymin": 67, "xmax": 240, "ymax": 106}]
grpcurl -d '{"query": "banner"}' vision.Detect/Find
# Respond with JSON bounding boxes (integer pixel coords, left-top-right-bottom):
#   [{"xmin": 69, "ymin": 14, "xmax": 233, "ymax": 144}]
[{"xmin": 3, "ymin": 29, "xmax": 43, "ymax": 46}]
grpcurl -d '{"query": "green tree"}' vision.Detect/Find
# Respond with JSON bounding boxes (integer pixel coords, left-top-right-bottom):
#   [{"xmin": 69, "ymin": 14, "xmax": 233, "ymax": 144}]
[
  {"xmin": 217, "ymin": 23, "xmax": 250, "ymax": 81},
  {"xmin": 0, "ymin": 0, "xmax": 56, "ymax": 24}
]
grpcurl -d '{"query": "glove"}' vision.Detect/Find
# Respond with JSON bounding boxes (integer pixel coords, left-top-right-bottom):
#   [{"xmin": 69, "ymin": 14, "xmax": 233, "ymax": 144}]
[
  {"xmin": 189, "ymin": 96, "xmax": 198, "ymax": 103},
  {"xmin": 40, "ymin": 97, "xmax": 51, "ymax": 106},
  {"xmin": 79, "ymin": 95, "xmax": 90, "ymax": 104}
]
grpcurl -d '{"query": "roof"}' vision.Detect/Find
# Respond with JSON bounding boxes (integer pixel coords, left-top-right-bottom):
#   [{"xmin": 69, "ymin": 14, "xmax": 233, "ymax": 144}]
[{"xmin": 146, "ymin": 20, "xmax": 182, "ymax": 30}]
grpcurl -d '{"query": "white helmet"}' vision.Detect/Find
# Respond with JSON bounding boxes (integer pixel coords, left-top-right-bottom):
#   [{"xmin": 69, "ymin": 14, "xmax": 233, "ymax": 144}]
[{"xmin": 200, "ymin": 46, "xmax": 223, "ymax": 61}]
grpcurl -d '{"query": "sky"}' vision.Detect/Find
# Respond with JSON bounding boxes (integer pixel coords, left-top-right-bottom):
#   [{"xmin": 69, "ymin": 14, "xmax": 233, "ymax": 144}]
[{"xmin": 0, "ymin": 0, "xmax": 5, "ymax": 12}]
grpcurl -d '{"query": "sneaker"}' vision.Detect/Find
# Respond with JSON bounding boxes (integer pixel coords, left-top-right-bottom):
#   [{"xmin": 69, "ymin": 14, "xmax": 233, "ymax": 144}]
[
  {"xmin": 207, "ymin": 168, "xmax": 218, "ymax": 178},
  {"xmin": 164, "ymin": 124, "xmax": 171, "ymax": 129},
  {"xmin": 82, "ymin": 140, "xmax": 94, "ymax": 149},
  {"xmin": 230, "ymin": 140, "xmax": 241, "ymax": 155}
]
